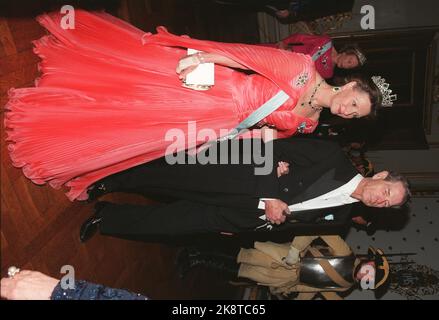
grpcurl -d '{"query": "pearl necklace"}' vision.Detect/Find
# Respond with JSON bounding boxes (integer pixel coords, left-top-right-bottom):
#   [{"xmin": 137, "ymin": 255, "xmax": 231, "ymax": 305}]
[{"xmin": 301, "ymin": 79, "xmax": 326, "ymax": 111}]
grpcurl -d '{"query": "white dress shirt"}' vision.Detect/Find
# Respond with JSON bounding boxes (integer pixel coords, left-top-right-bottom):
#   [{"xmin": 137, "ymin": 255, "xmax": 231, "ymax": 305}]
[{"xmin": 258, "ymin": 174, "xmax": 363, "ymax": 221}]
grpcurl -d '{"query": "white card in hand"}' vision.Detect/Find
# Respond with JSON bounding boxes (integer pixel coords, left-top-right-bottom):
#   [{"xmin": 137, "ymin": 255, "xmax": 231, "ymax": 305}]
[{"xmin": 185, "ymin": 49, "xmax": 214, "ymax": 86}]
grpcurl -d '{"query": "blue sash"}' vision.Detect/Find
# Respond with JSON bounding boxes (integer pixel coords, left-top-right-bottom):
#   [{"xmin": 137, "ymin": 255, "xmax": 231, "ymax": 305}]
[{"xmin": 312, "ymin": 41, "xmax": 333, "ymax": 62}]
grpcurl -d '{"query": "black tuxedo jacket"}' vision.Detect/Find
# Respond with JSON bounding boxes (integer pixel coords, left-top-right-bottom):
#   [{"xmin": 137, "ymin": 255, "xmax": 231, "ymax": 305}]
[{"xmin": 105, "ymin": 138, "xmax": 359, "ymax": 225}]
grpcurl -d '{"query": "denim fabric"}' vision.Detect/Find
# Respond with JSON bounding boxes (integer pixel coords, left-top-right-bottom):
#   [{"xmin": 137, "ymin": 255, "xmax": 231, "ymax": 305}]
[{"xmin": 51, "ymin": 280, "xmax": 148, "ymax": 300}]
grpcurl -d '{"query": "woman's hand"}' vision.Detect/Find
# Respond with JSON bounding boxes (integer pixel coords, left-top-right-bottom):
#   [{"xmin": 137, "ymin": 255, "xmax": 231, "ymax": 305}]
[
  {"xmin": 1, "ymin": 270, "xmax": 59, "ymax": 300},
  {"xmin": 277, "ymin": 161, "xmax": 290, "ymax": 177},
  {"xmin": 178, "ymin": 52, "xmax": 248, "ymax": 77},
  {"xmin": 176, "ymin": 54, "xmax": 201, "ymax": 81}
]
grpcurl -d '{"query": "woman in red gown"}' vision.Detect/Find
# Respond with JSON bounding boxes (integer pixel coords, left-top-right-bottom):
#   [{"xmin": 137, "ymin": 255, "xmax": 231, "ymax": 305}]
[{"xmin": 5, "ymin": 10, "xmax": 381, "ymax": 200}]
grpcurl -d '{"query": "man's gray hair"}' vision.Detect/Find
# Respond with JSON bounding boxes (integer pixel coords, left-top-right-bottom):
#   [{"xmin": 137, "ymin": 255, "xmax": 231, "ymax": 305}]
[{"xmin": 384, "ymin": 171, "xmax": 411, "ymax": 207}]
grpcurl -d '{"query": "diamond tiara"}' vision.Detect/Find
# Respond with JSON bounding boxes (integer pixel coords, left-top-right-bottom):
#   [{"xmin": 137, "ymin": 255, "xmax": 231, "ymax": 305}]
[
  {"xmin": 353, "ymin": 48, "xmax": 367, "ymax": 66},
  {"xmin": 372, "ymin": 76, "xmax": 397, "ymax": 107}
]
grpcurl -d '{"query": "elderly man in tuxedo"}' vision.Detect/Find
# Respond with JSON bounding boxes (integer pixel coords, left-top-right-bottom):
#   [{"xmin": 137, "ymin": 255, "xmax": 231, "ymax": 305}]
[{"xmin": 79, "ymin": 138, "xmax": 410, "ymax": 241}]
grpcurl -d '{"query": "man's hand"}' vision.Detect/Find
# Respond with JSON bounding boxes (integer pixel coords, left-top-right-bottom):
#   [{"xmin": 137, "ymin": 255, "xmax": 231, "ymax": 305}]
[
  {"xmin": 264, "ymin": 199, "xmax": 290, "ymax": 225},
  {"xmin": 1, "ymin": 270, "xmax": 59, "ymax": 300},
  {"xmin": 276, "ymin": 161, "xmax": 290, "ymax": 177},
  {"xmin": 352, "ymin": 215, "xmax": 368, "ymax": 226}
]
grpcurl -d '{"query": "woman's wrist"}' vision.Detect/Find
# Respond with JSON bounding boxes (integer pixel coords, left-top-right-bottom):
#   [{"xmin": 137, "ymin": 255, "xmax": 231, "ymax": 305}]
[{"xmin": 196, "ymin": 52, "xmax": 207, "ymax": 64}]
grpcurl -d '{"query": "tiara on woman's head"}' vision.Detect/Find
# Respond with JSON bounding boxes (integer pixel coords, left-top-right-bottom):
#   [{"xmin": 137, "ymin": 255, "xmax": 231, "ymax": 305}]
[
  {"xmin": 372, "ymin": 76, "xmax": 397, "ymax": 107},
  {"xmin": 353, "ymin": 48, "xmax": 367, "ymax": 66}
]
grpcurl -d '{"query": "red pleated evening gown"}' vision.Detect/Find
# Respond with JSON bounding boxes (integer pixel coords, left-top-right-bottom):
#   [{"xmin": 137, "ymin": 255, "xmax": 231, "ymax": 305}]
[{"xmin": 5, "ymin": 10, "xmax": 317, "ymax": 200}]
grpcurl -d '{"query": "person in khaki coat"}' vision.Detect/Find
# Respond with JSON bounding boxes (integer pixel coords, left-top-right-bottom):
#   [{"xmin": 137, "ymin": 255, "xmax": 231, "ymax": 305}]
[
  {"xmin": 178, "ymin": 235, "xmax": 389, "ymax": 300},
  {"xmin": 238, "ymin": 235, "xmax": 356, "ymax": 299}
]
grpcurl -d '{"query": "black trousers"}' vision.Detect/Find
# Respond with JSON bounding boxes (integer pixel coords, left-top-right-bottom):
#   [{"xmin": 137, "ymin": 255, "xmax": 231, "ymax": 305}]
[
  {"xmin": 99, "ymin": 200, "xmax": 266, "ymax": 237},
  {"xmin": 98, "ymin": 202, "xmax": 354, "ymax": 245}
]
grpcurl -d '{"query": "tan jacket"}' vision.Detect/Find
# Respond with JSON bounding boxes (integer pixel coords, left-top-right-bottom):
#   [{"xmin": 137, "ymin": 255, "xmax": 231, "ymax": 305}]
[{"xmin": 237, "ymin": 235, "xmax": 354, "ymax": 299}]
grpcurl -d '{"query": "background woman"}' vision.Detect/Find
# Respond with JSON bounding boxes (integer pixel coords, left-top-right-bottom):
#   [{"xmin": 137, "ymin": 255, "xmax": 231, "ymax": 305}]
[{"xmin": 265, "ymin": 33, "xmax": 367, "ymax": 79}]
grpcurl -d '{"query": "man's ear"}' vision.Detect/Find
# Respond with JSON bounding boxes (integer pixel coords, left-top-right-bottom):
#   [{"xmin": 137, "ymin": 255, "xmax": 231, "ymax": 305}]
[{"xmin": 372, "ymin": 171, "xmax": 389, "ymax": 180}]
